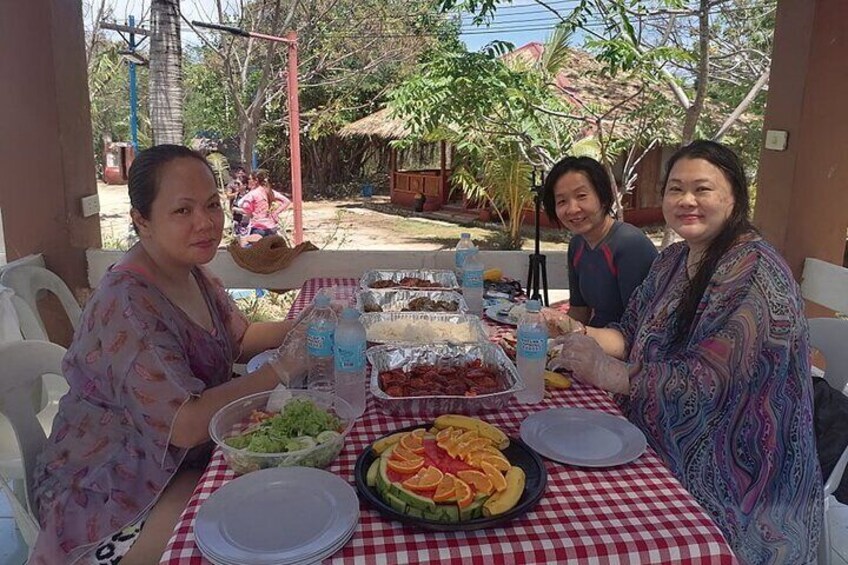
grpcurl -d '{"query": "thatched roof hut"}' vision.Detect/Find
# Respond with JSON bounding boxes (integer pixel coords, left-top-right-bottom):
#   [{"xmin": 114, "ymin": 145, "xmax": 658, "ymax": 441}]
[{"xmin": 338, "ymin": 108, "xmax": 410, "ymax": 140}]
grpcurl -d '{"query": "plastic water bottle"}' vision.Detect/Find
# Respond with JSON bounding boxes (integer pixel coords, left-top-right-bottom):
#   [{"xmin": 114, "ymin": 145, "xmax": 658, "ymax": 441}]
[
  {"xmin": 462, "ymin": 248, "xmax": 484, "ymax": 315},
  {"xmin": 514, "ymin": 300, "xmax": 547, "ymax": 404},
  {"xmin": 334, "ymin": 307, "xmax": 367, "ymax": 418},
  {"xmin": 306, "ymin": 293, "xmax": 338, "ymax": 393},
  {"xmin": 455, "ymin": 232, "xmax": 475, "ymax": 275}
]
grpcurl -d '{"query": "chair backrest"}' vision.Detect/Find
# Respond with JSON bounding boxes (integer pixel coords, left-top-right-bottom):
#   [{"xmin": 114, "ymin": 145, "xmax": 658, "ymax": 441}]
[
  {"xmin": 809, "ymin": 318, "xmax": 848, "ymax": 396},
  {"xmin": 0, "ymin": 340, "xmax": 66, "ymax": 514},
  {"xmin": 0, "ymin": 265, "xmax": 82, "ymax": 338},
  {"xmin": 10, "ymin": 294, "xmax": 47, "ymax": 341},
  {"xmin": 801, "ymin": 258, "xmax": 848, "ymax": 315}
]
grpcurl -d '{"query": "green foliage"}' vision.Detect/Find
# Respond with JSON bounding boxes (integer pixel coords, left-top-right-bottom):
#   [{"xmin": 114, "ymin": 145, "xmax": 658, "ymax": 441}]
[
  {"xmin": 183, "ymin": 47, "xmax": 239, "ymax": 141},
  {"xmin": 389, "ymin": 39, "xmax": 584, "ymax": 247},
  {"xmin": 88, "ymin": 40, "xmax": 151, "ymax": 168}
]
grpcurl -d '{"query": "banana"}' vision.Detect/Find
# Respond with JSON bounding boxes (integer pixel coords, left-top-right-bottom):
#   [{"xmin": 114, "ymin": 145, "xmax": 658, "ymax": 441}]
[
  {"xmin": 433, "ymin": 414, "xmax": 509, "ymax": 450},
  {"xmin": 482, "ymin": 466, "xmax": 525, "ymax": 517},
  {"xmin": 372, "ymin": 432, "xmax": 406, "ymax": 455},
  {"xmin": 544, "ymin": 370, "xmax": 572, "ymax": 390}
]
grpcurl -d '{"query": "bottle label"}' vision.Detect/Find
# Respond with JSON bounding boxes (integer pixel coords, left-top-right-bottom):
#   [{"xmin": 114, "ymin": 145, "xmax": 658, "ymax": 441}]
[
  {"xmin": 517, "ymin": 329, "xmax": 547, "ymax": 361},
  {"xmin": 307, "ymin": 326, "xmax": 334, "ymax": 357},
  {"xmin": 463, "ymin": 269, "xmax": 484, "ymax": 289},
  {"xmin": 335, "ymin": 342, "xmax": 366, "ymax": 371},
  {"xmin": 455, "ymin": 248, "xmax": 474, "ymax": 269}
]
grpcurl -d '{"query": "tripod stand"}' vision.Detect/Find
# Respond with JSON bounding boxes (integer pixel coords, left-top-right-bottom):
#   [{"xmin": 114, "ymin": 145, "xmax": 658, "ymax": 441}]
[{"xmin": 526, "ymin": 173, "xmax": 549, "ymax": 305}]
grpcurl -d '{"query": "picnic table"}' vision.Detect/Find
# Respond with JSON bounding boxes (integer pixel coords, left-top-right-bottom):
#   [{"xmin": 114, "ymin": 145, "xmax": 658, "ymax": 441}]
[{"xmin": 161, "ymin": 278, "xmax": 737, "ymax": 565}]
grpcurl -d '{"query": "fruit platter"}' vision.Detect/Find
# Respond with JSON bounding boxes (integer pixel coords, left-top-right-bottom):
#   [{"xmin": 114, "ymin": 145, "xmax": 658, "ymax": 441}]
[{"xmin": 354, "ymin": 415, "xmax": 547, "ymax": 531}]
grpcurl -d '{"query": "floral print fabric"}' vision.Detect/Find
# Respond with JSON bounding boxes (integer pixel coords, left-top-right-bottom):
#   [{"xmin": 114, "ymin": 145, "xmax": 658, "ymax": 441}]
[
  {"xmin": 613, "ymin": 238, "xmax": 823, "ymax": 564},
  {"xmin": 29, "ymin": 267, "xmax": 248, "ymax": 564}
]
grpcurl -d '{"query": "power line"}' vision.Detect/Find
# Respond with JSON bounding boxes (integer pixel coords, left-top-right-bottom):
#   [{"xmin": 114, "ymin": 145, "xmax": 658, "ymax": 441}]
[{"xmin": 176, "ymin": 3, "xmax": 776, "ymax": 41}]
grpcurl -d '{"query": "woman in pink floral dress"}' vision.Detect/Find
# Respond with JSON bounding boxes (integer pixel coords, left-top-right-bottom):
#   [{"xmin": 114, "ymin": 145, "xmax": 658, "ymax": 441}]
[{"xmin": 29, "ymin": 145, "xmax": 308, "ymax": 564}]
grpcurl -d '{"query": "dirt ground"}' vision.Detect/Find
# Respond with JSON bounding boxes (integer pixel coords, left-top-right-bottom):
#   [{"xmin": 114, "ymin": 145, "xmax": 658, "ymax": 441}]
[{"xmin": 96, "ymin": 182, "xmax": 577, "ymax": 252}]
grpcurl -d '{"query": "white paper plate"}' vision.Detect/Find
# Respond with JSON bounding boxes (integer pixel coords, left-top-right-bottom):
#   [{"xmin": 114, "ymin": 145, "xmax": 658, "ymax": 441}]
[
  {"xmin": 520, "ymin": 408, "xmax": 647, "ymax": 468},
  {"xmin": 195, "ymin": 467, "xmax": 359, "ymax": 565}
]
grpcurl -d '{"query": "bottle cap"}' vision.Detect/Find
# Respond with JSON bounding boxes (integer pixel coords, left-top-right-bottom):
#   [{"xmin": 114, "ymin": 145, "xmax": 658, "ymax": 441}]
[
  {"xmin": 341, "ymin": 307, "xmax": 359, "ymax": 320},
  {"xmin": 525, "ymin": 299, "xmax": 541, "ymax": 313},
  {"xmin": 314, "ymin": 294, "xmax": 330, "ymax": 307},
  {"xmin": 461, "ymin": 232, "xmax": 471, "ymax": 238}
]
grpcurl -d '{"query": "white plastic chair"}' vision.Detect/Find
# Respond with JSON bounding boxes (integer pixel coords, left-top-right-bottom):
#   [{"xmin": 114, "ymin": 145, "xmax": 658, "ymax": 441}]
[
  {"xmin": 0, "ymin": 265, "xmax": 82, "ymax": 339},
  {"xmin": 9, "ymin": 294, "xmax": 47, "ymax": 341},
  {"xmin": 0, "ymin": 340, "xmax": 67, "ymax": 548},
  {"xmin": 811, "ymin": 317, "xmax": 848, "ymax": 565}
]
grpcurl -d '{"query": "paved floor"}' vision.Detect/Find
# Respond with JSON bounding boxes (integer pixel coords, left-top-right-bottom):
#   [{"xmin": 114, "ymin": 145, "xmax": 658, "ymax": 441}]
[{"xmin": 0, "ymin": 491, "xmax": 27, "ymax": 565}]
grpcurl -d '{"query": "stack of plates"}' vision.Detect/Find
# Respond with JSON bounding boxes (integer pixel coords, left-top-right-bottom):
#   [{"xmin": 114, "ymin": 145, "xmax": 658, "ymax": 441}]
[{"xmin": 195, "ymin": 467, "xmax": 359, "ymax": 565}]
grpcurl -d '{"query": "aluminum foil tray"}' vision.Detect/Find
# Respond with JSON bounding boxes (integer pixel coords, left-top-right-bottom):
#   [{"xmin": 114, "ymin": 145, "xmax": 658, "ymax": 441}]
[
  {"xmin": 356, "ymin": 289, "xmax": 468, "ymax": 313},
  {"xmin": 361, "ymin": 312, "xmax": 488, "ymax": 345},
  {"xmin": 366, "ymin": 342, "xmax": 523, "ymax": 416},
  {"xmin": 360, "ymin": 269, "xmax": 459, "ymax": 291}
]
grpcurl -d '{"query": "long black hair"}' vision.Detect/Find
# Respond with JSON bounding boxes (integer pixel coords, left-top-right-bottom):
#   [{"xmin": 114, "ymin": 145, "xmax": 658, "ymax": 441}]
[
  {"xmin": 128, "ymin": 144, "xmax": 212, "ymax": 221},
  {"xmin": 541, "ymin": 156, "xmax": 615, "ymax": 226},
  {"xmin": 663, "ymin": 140, "xmax": 756, "ymax": 346}
]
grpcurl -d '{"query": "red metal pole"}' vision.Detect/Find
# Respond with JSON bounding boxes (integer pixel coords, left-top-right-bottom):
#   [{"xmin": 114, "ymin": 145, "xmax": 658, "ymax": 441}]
[{"xmin": 286, "ymin": 31, "xmax": 303, "ymax": 245}]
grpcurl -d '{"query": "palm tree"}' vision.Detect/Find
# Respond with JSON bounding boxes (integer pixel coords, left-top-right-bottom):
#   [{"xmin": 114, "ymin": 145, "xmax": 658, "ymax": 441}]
[{"xmin": 149, "ymin": 0, "xmax": 184, "ymax": 145}]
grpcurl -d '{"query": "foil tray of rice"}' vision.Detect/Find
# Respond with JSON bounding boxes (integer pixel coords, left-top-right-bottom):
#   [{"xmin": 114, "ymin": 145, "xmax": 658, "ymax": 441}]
[
  {"xmin": 361, "ymin": 312, "xmax": 488, "ymax": 345},
  {"xmin": 356, "ymin": 289, "xmax": 468, "ymax": 313},
  {"xmin": 366, "ymin": 342, "xmax": 523, "ymax": 416},
  {"xmin": 360, "ymin": 269, "xmax": 459, "ymax": 291}
]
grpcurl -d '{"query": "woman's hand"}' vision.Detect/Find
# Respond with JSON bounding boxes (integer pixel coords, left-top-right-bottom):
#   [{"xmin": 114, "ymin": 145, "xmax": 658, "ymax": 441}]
[
  {"xmin": 267, "ymin": 312, "xmax": 311, "ymax": 387},
  {"xmin": 547, "ymin": 333, "xmax": 630, "ymax": 395},
  {"xmin": 539, "ymin": 307, "xmax": 586, "ymax": 337}
]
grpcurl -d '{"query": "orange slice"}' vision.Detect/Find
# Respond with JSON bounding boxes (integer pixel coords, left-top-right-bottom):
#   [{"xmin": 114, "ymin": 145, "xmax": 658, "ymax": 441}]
[
  {"xmin": 457, "ymin": 438, "xmax": 492, "ymax": 459},
  {"xmin": 387, "ymin": 456, "xmax": 424, "ymax": 474},
  {"xmin": 400, "ymin": 433, "xmax": 425, "ymax": 454},
  {"xmin": 432, "ymin": 473, "xmax": 457, "ymax": 502},
  {"xmin": 480, "ymin": 461, "xmax": 507, "ymax": 492},
  {"xmin": 391, "ymin": 445, "xmax": 420, "ymax": 462},
  {"xmin": 481, "ymin": 453, "xmax": 511, "ymax": 472},
  {"xmin": 411, "ymin": 428, "xmax": 427, "ymax": 438},
  {"xmin": 456, "ymin": 429, "xmax": 479, "ymax": 444},
  {"xmin": 465, "ymin": 450, "xmax": 489, "ymax": 468},
  {"xmin": 435, "ymin": 427, "xmax": 455, "ymax": 443},
  {"xmin": 453, "ymin": 476, "xmax": 474, "ymax": 508},
  {"xmin": 402, "ymin": 466, "xmax": 444, "ymax": 492},
  {"xmin": 457, "ymin": 470, "xmax": 494, "ymax": 495}
]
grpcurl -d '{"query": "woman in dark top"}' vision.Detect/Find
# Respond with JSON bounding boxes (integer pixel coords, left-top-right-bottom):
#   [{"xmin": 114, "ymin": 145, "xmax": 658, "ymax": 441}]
[{"xmin": 542, "ymin": 156, "xmax": 657, "ymax": 327}]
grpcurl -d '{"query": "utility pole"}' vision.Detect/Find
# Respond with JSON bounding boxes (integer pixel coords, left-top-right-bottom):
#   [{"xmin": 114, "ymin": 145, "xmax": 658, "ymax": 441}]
[{"xmin": 101, "ymin": 19, "xmax": 149, "ymax": 150}]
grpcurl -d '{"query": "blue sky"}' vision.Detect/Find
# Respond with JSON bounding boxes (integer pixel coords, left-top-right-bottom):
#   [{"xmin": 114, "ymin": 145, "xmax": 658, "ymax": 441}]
[{"xmin": 457, "ymin": 0, "xmax": 578, "ymax": 51}]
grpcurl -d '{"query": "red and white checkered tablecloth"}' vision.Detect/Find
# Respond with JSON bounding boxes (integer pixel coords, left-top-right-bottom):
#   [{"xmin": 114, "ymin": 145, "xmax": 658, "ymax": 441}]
[{"xmin": 161, "ymin": 278, "xmax": 737, "ymax": 565}]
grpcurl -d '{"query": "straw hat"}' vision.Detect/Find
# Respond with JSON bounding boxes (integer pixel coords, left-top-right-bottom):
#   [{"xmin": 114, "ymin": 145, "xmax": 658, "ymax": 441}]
[{"xmin": 227, "ymin": 235, "xmax": 318, "ymax": 274}]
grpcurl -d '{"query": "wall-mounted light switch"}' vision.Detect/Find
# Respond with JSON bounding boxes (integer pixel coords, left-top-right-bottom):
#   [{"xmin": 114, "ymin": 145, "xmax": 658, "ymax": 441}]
[{"xmin": 764, "ymin": 130, "xmax": 789, "ymax": 151}]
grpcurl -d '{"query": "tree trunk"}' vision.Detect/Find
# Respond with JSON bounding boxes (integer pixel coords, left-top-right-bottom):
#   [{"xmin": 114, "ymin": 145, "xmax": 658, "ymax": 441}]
[
  {"xmin": 662, "ymin": 0, "xmax": 710, "ymax": 249},
  {"xmin": 150, "ymin": 0, "xmax": 184, "ymax": 145},
  {"xmin": 239, "ymin": 118, "xmax": 258, "ymax": 171}
]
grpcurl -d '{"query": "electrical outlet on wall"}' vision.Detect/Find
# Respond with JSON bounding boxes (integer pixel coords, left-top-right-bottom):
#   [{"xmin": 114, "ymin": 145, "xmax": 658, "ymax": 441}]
[{"xmin": 81, "ymin": 194, "xmax": 100, "ymax": 218}]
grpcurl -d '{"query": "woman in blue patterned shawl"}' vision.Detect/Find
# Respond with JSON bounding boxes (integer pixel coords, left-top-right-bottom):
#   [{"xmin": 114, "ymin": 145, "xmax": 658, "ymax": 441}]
[{"xmin": 549, "ymin": 140, "xmax": 823, "ymax": 564}]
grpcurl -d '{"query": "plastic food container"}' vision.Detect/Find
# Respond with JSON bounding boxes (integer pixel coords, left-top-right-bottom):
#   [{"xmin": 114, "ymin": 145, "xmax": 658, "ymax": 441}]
[
  {"xmin": 356, "ymin": 289, "xmax": 468, "ymax": 313},
  {"xmin": 360, "ymin": 269, "xmax": 459, "ymax": 291},
  {"xmin": 361, "ymin": 312, "xmax": 489, "ymax": 345},
  {"xmin": 366, "ymin": 342, "xmax": 523, "ymax": 416},
  {"xmin": 209, "ymin": 389, "xmax": 355, "ymax": 475}
]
